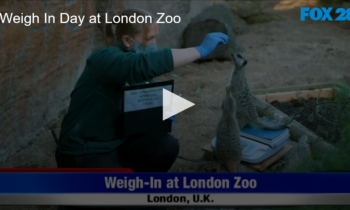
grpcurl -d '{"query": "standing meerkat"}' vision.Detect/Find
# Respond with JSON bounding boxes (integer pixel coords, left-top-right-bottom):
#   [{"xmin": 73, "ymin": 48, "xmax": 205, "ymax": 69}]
[
  {"xmin": 215, "ymin": 86, "xmax": 242, "ymax": 172},
  {"xmin": 177, "ymin": 86, "xmax": 242, "ymax": 173},
  {"xmin": 227, "ymin": 53, "xmax": 292, "ymax": 130}
]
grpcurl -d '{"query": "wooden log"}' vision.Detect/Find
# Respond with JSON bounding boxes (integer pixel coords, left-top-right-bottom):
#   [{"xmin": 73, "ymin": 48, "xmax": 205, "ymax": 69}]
[
  {"xmin": 261, "ymin": 88, "xmax": 333, "ymax": 103},
  {"xmin": 251, "ymin": 82, "xmax": 334, "ymax": 95},
  {"xmin": 182, "ymin": 3, "xmax": 242, "ymax": 61}
]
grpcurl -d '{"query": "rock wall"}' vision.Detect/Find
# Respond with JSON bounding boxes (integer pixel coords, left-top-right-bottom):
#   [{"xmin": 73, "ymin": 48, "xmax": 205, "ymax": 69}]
[
  {"xmin": 0, "ymin": 0, "xmax": 226, "ymax": 163},
  {"xmin": 125, "ymin": 0, "xmax": 225, "ymax": 48},
  {"xmin": 0, "ymin": 0, "xmax": 124, "ymax": 163}
]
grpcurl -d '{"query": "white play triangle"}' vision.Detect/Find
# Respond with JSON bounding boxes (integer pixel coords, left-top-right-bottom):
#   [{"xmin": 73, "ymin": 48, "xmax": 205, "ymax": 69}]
[{"xmin": 162, "ymin": 89, "xmax": 195, "ymax": 120}]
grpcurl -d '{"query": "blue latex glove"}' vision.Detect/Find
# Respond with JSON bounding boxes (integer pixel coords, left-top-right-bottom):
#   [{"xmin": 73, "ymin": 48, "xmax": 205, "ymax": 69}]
[{"xmin": 195, "ymin": 32, "xmax": 229, "ymax": 58}]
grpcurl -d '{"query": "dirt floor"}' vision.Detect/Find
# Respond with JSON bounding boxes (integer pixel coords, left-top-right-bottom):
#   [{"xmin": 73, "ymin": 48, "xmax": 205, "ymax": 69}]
[{"xmin": 0, "ymin": 0, "xmax": 350, "ymax": 210}]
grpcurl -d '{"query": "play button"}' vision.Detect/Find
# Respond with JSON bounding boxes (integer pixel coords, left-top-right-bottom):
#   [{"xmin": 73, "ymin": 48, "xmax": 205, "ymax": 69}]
[{"xmin": 163, "ymin": 89, "xmax": 195, "ymax": 120}]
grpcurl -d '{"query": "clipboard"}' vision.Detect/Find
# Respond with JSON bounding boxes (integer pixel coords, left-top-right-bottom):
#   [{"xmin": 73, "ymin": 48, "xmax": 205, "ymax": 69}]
[{"xmin": 122, "ymin": 80, "xmax": 174, "ymax": 137}]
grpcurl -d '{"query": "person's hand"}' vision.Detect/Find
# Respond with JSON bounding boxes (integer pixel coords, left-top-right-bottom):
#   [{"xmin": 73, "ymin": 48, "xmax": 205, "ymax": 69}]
[{"xmin": 195, "ymin": 32, "xmax": 229, "ymax": 58}]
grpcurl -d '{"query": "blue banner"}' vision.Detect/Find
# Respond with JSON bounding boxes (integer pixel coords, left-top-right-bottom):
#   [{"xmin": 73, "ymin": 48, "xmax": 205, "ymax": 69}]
[{"xmin": 1, "ymin": 173, "xmax": 350, "ymax": 193}]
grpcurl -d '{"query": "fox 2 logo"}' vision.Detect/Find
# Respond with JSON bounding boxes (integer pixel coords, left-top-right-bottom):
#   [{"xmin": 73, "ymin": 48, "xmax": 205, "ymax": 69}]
[{"xmin": 300, "ymin": 7, "xmax": 350, "ymax": 21}]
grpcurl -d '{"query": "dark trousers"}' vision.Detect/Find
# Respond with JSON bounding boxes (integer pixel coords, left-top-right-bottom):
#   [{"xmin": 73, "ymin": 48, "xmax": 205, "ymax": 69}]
[{"xmin": 56, "ymin": 132, "xmax": 179, "ymax": 210}]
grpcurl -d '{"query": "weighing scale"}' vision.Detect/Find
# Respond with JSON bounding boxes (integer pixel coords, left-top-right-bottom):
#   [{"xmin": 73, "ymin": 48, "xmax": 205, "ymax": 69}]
[{"xmin": 211, "ymin": 133, "xmax": 289, "ymax": 164}]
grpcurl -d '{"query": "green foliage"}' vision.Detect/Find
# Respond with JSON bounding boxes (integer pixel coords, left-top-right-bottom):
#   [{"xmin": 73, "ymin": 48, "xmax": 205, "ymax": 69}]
[
  {"xmin": 333, "ymin": 82, "xmax": 350, "ymax": 129},
  {"xmin": 268, "ymin": 83, "xmax": 350, "ymax": 175},
  {"xmin": 263, "ymin": 82, "xmax": 350, "ymax": 210},
  {"xmin": 281, "ymin": 138, "xmax": 350, "ymax": 173},
  {"xmin": 307, "ymin": 114, "xmax": 314, "ymax": 123},
  {"xmin": 337, "ymin": 123, "xmax": 350, "ymax": 154},
  {"xmin": 281, "ymin": 82, "xmax": 350, "ymax": 173},
  {"xmin": 259, "ymin": 83, "xmax": 350, "ymax": 210},
  {"xmin": 265, "ymin": 110, "xmax": 274, "ymax": 119}
]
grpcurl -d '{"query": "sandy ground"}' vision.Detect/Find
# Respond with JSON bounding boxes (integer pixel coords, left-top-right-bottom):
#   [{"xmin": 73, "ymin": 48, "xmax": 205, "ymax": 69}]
[
  {"xmin": 0, "ymin": 1, "xmax": 349, "ymax": 209},
  {"xmin": 165, "ymin": 2, "xmax": 350, "ymax": 173}
]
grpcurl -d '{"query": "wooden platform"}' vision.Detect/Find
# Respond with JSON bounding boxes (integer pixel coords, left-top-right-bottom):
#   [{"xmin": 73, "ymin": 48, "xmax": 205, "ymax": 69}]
[{"xmin": 201, "ymin": 140, "xmax": 295, "ymax": 172}]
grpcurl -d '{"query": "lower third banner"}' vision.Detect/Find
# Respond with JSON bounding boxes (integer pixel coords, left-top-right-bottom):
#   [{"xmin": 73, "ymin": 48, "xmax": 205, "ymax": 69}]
[{"xmin": 0, "ymin": 171, "xmax": 350, "ymax": 206}]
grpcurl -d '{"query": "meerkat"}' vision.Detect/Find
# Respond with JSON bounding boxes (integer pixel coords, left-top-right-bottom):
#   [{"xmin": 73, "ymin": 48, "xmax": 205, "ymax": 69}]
[
  {"xmin": 227, "ymin": 53, "xmax": 292, "ymax": 130},
  {"xmin": 214, "ymin": 86, "xmax": 242, "ymax": 172},
  {"xmin": 177, "ymin": 86, "xmax": 242, "ymax": 172}
]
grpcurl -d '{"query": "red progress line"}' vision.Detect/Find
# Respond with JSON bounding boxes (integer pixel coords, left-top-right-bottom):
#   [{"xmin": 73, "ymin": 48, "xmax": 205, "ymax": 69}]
[{"xmin": 0, "ymin": 168, "xmax": 133, "ymax": 172}]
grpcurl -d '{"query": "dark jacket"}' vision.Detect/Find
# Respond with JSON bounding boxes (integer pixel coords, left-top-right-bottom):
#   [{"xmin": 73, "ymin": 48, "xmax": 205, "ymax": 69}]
[{"xmin": 57, "ymin": 47, "xmax": 174, "ymax": 155}]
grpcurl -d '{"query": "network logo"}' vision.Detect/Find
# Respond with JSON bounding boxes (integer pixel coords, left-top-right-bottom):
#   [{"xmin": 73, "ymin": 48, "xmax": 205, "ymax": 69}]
[{"xmin": 300, "ymin": 7, "xmax": 350, "ymax": 21}]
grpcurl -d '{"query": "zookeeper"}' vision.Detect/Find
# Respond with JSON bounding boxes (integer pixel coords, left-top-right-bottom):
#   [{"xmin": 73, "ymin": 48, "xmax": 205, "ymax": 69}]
[{"xmin": 56, "ymin": 8, "xmax": 229, "ymax": 172}]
